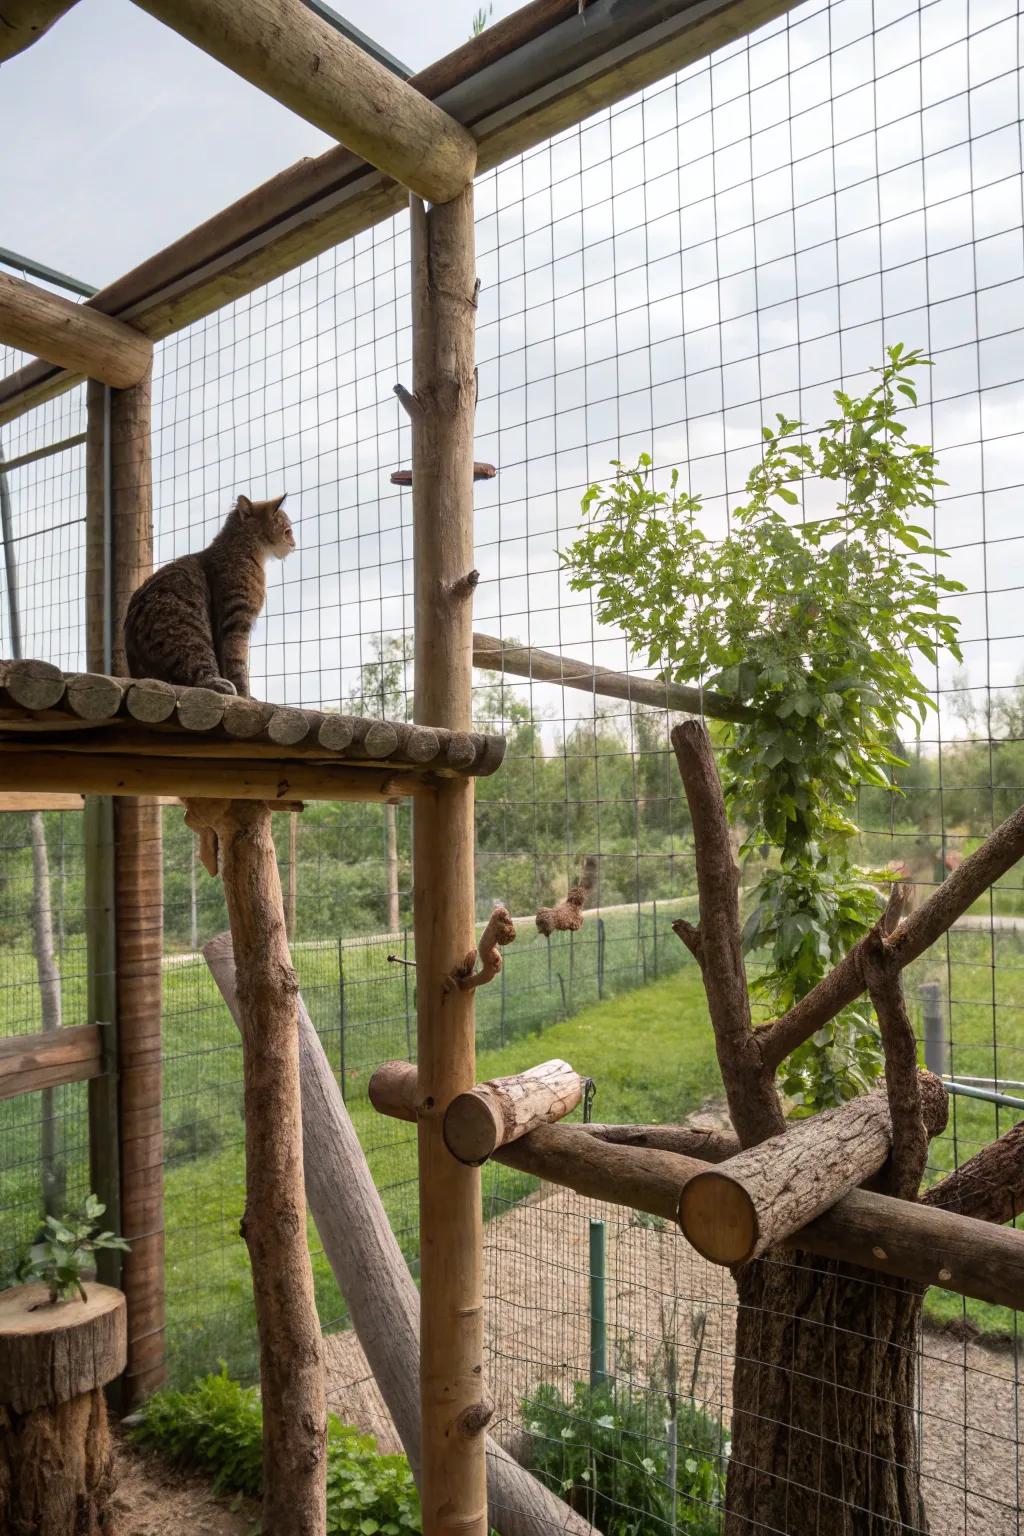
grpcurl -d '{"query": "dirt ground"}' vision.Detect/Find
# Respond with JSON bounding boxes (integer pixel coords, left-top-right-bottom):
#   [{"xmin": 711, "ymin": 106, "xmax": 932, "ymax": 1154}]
[{"xmin": 113, "ymin": 1180, "xmax": 1022, "ymax": 1534}]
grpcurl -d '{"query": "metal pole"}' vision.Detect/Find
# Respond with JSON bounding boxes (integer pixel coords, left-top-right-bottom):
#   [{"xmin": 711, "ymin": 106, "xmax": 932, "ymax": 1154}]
[
  {"xmin": 0, "ymin": 447, "xmax": 24, "ymax": 657},
  {"xmin": 337, "ymin": 936, "xmax": 347, "ymax": 1100},
  {"xmin": 919, "ymin": 981, "xmax": 947, "ymax": 1078},
  {"xmin": 589, "ymin": 1218, "xmax": 607, "ymax": 1387}
]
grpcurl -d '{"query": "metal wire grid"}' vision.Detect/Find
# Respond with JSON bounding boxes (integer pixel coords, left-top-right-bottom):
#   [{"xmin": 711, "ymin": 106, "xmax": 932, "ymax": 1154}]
[{"xmin": 0, "ymin": 0, "xmax": 1020, "ymax": 1524}]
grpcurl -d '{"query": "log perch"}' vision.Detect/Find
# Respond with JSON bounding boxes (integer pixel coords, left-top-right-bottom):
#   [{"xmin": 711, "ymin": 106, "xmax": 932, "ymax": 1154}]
[
  {"xmin": 443, "ymin": 1059, "xmax": 583, "ymax": 1166},
  {"xmin": 0, "ymin": 1282, "xmax": 125, "ymax": 1536},
  {"xmin": 536, "ymin": 855, "xmax": 597, "ymax": 935},
  {"xmin": 678, "ymin": 1073, "xmax": 948, "ymax": 1265}
]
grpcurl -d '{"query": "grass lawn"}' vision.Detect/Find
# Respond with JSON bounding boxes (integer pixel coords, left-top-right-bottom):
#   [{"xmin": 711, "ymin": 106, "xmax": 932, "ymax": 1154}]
[{"xmin": 2, "ymin": 916, "xmax": 1021, "ymax": 1381}]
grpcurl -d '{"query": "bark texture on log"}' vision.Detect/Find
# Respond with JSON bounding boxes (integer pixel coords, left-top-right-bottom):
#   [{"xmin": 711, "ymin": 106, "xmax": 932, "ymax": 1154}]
[
  {"xmin": 679, "ymin": 1073, "xmax": 947, "ymax": 1264},
  {"xmin": 204, "ymin": 933, "xmax": 601, "ymax": 1536},
  {"xmin": 670, "ymin": 721, "xmax": 785, "ymax": 1146},
  {"xmin": 410, "ymin": 182, "xmax": 489, "ymax": 1536},
  {"xmin": 191, "ymin": 804, "xmax": 326, "ymax": 1536},
  {"xmin": 727, "ymin": 1254, "xmax": 924, "ymax": 1536},
  {"xmin": 0, "ymin": 1281, "xmax": 125, "ymax": 1536},
  {"xmin": 0, "ymin": 1390, "xmax": 117, "ymax": 1536},
  {"xmin": 922, "ymin": 1118, "xmax": 1024, "ymax": 1225},
  {"xmin": 444, "ymin": 1059, "xmax": 582, "ymax": 1165}
]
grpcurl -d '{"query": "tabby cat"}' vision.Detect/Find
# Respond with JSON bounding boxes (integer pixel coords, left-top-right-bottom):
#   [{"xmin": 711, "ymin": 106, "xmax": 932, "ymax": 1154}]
[{"xmin": 124, "ymin": 494, "xmax": 295, "ymax": 697}]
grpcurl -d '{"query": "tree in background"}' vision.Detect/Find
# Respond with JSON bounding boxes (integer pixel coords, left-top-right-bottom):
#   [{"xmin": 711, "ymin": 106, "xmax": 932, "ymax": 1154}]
[
  {"xmin": 562, "ymin": 347, "xmax": 964, "ymax": 1109},
  {"xmin": 348, "ymin": 635, "xmax": 412, "ymax": 933}
]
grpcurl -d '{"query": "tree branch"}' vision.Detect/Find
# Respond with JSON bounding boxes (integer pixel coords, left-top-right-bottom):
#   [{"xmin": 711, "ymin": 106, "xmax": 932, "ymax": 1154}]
[
  {"xmin": 922, "ymin": 1120, "xmax": 1024, "ymax": 1225},
  {"xmin": 758, "ymin": 796, "xmax": 1024, "ymax": 1070},
  {"xmin": 670, "ymin": 721, "xmax": 784, "ymax": 1147},
  {"xmin": 862, "ymin": 933, "xmax": 931, "ymax": 1200}
]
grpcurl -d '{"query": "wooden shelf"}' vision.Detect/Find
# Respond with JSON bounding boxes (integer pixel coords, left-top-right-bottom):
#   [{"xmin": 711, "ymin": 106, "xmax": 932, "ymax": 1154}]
[{"xmin": 0, "ymin": 661, "xmax": 506, "ymax": 803}]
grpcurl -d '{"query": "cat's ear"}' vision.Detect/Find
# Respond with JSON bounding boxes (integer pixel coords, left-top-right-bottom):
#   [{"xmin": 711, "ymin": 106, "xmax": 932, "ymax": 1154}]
[
  {"xmin": 273, "ymin": 492, "xmax": 288, "ymax": 511},
  {"xmin": 235, "ymin": 495, "xmax": 253, "ymax": 519}
]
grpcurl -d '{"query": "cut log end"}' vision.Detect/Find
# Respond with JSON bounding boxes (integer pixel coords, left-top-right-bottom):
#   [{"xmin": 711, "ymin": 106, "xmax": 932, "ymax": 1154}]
[
  {"xmin": 677, "ymin": 1171, "xmax": 758, "ymax": 1265},
  {"xmin": 443, "ymin": 1094, "xmax": 502, "ymax": 1166}
]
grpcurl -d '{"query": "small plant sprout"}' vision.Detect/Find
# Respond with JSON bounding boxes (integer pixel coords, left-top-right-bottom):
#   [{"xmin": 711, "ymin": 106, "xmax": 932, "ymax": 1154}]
[{"xmin": 16, "ymin": 1193, "xmax": 129, "ymax": 1305}]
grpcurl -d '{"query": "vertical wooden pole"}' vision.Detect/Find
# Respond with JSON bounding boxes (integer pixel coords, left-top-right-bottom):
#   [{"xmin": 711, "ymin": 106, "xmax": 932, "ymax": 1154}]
[
  {"xmin": 410, "ymin": 187, "xmax": 489, "ymax": 1536},
  {"xmin": 85, "ymin": 371, "xmax": 166, "ymax": 1405},
  {"xmin": 189, "ymin": 802, "xmax": 327, "ymax": 1536}
]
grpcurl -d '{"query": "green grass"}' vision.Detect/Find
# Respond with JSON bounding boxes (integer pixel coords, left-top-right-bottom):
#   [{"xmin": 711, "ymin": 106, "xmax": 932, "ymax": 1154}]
[{"xmin": 2, "ymin": 915, "xmax": 1021, "ymax": 1378}]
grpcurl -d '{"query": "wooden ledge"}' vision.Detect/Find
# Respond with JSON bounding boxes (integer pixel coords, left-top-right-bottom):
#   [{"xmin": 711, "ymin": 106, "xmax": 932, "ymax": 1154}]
[{"xmin": 0, "ymin": 660, "xmax": 505, "ymax": 803}]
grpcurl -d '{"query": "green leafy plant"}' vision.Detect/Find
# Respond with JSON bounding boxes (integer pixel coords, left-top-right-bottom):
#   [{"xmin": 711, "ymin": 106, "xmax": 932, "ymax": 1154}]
[
  {"xmin": 471, "ymin": 4, "xmax": 493, "ymax": 36},
  {"xmin": 13, "ymin": 1193, "xmax": 129, "ymax": 1303},
  {"xmin": 561, "ymin": 347, "xmax": 963, "ymax": 1108},
  {"xmin": 522, "ymin": 1377, "xmax": 726, "ymax": 1535},
  {"xmin": 131, "ymin": 1367, "xmax": 423, "ymax": 1534}
]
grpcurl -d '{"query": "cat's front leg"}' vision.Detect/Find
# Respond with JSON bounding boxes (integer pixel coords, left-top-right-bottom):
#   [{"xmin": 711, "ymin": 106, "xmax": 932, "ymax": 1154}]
[{"xmin": 219, "ymin": 624, "xmax": 251, "ymax": 698}]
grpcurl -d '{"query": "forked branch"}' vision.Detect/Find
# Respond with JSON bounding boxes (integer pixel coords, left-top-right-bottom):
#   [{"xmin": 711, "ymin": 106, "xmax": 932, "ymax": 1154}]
[
  {"xmin": 670, "ymin": 721, "xmax": 784, "ymax": 1146},
  {"xmin": 536, "ymin": 855, "xmax": 598, "ymax": 936},
  {"xmin": 759, "ymin": 796, "xmax": 1024, "ymax": 1070},
  {"xmin": 863, "ymin": 933, "xmax": 929, "ymax": 1200},
  {"xmin": 447, "ymin": 905, "xmax": 516, "ymax": 991}
]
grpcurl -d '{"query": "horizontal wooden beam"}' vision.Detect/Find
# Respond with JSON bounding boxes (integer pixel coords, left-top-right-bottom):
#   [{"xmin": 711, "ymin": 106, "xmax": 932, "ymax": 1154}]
[
  {"xmin": 0, "ymin": 0, "xmax": 795, "ymax": 427},
  {"xmin": 0, "ymin": 0, "xmax": 79, "ymax": 62},
  {"xmin": 0, "ymin": 1023, "xmax": 103, "ymax": 1099},
  {"xmin": 0, "ymin": 746, "xmax": 423, "ymax": 802},
  {"xmin": 0, "ymin": 272, "xmax": 152, "ymax": 388},
  {"xmin": 678, "ymin": 1073, "xmax": 948, "ymax": 1265},
  {"xmin": 0, "ymin": 791, "xmax": 84, "ymax": 811},
  {"xmin": 472, "ymin": 632, "xmax": 755, "ymax": 723},
  {"xmin": 367, "ymin": 1081, "xmax": 1023, "ymax": 1311},
  {"xmin": 131, "ymin": 0, "xmax": 476, "ymax": 204}
]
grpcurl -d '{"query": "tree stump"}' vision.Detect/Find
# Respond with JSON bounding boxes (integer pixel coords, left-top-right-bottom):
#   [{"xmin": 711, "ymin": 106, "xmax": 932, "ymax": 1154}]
[{"xmin": 0, "ymin": 1281, "xmax": 126, "ymax": 1535}]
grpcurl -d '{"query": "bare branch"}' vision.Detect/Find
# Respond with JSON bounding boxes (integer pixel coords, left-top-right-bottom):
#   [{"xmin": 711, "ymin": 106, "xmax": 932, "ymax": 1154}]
[
  {"xmin": 922, "ymin": 1120, "xmax": 1024, "ymax": 1225},
  {"xmin": 863, "ymin": 933, "xmax": 933, "ymax": 1199},
  {"xmin": 670, "ymin": 720, "xmax": 784, "ymax": 1146},
  {"xmin": 536, "ymin": 855, "xmax": 597, "ymax": 936},
  {"xmin": 672, "ymin": 918, "xmax": 703, "ymax": 964},
  {"xmin": 758, "ymin": 796, "xmax": 1024, "ymax": 1070},
  {"xmin": 393, "ymin": 382, "xmax": 422, "ymax": 418}
]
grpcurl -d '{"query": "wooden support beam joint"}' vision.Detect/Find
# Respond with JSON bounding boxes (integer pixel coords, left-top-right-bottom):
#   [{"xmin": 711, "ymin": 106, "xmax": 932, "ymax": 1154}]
[
  {"xmin": 369, "ymin": 1057, "xmax": 584, "ymax": 1167},
  {"xmin": 0, "ymin": 272, "xmax": 151, "ymax": 388}
]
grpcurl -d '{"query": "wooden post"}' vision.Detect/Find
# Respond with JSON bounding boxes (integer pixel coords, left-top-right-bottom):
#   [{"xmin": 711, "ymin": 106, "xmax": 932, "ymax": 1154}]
[
  {"xmin": 85, "ymin": 372, "xmax": 165, "ymax": 1405},
  {"xmin": 443, "ymin": 1059, "xmax": 583, "ymax": 1165},
  {"xmin": 410, "ymin": 186, "xmax": 488, "ymax": 1536},
  {"xmin": 189, "ymin": 808, "xmax": 327, "ymax": 1535},
  {"xmin": 0, "ymin": 1282, "xmax": 126, "ymax": 1534}
]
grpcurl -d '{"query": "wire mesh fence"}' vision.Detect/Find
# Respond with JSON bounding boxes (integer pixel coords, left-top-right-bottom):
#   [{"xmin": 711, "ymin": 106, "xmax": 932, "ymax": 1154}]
[{"xmin": 1, "ymin": 0, "xmax": 1023, "ymax": 1527}]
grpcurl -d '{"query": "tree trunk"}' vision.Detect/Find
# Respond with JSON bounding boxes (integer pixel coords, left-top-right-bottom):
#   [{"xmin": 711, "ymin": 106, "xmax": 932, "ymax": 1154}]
[
  {"xmin": 189, "ymin": 801, "xmax": 327, "ymax": 1536},
  {"xmin": 385, "ymin": 800, "xmax": 400, "ymax": 933},
  {"xmin": 727, "ymin": 1253, "xmax": 925, "ymax": 1535},
  {"xmin": 0, "ymin": 1280, "xmax": 125, "ymax": 1536},
  {"xmin": 29, "ymin": 810, "xmax": 65, "ymax": 1215}
]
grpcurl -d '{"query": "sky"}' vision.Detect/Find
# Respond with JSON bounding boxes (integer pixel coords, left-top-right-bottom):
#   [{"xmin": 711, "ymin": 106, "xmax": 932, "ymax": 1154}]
[
  {"xmin": 1, "ymin": 0, "xmax": 1023, "ymax": 750},
  {"xmin": 0, "ymin": 0, "xmax": 519, "ymax": 286}
]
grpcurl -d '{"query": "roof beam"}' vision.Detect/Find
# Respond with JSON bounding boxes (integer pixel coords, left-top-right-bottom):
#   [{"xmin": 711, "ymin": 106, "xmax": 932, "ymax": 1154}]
[
  {"xmin": 0, "ymin": 0, "xmax": 79, "ymax": 62},
  {"xmin": 130, "ymin": 0, "xmax": 477, "ymax": 203},
  {"xmin": 0, "ymin": 272, "xmax": 152, "ymax": 388},
  {"xmin": 0, "ymin": 0, "xmax": 795, "ymax": 427}
]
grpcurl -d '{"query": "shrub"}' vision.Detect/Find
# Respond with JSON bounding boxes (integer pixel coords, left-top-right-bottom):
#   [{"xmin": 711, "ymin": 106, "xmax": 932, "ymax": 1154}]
[
  {"xmin": 131, "ymin": 1368, "xmax": 422, "ymax": 1534},
  {"xmin": 521, "ymin": 1378, "xmax": 726, "ymax": 1535}
]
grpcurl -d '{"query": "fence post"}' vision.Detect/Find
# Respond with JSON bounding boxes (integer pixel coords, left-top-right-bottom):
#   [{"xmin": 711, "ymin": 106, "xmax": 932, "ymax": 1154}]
[
  {"xmin": 499, "ymin": 937, "xmax": 507, "ymax": 1047},
  {"xmin": 920, "ymin": 981, "xmax": 947, "ymax": 1078},
  {"xmin": 589, "ymin": 1218, "xmax": 607, "ymax": 1387},
  {"xmin": 596, "ymin": 916, "xmax": 605, "ymax": 1000},
  {"xmin": 402, "ymin": 925, "xmax": 413, "ymax": 1059},
  {"xmin": 337, "ymin": 936, "xmax": 347, "ymax": 1100},
  {"xmin": 652, "ymin": 899, "xmax": 659, "ymax": 980}
]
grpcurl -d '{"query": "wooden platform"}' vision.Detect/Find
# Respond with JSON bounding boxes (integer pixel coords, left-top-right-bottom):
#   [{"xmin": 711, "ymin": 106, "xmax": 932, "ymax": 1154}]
[{"xmin": 0, "ymin": 660, "xmax": 505, "ymax": 803}]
